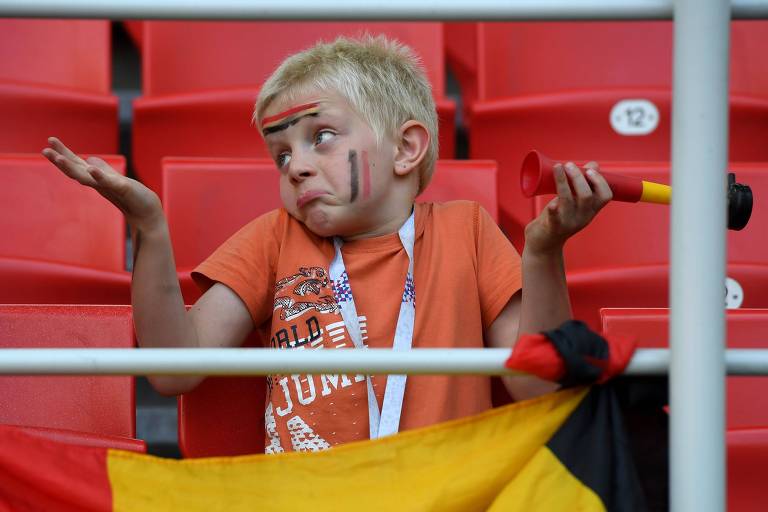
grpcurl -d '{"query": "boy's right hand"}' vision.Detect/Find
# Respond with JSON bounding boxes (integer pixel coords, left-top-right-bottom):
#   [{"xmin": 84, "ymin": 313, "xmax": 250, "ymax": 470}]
[{"xmin": 42, "ymin": 137, "xmax": 164, "ymax": 233}]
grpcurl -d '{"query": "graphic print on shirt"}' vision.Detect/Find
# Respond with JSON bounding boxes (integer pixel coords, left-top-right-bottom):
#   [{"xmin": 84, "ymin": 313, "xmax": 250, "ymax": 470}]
[
  {"xmin": 273, "ymin": 266, "xmax": 340, "ymax": 321},
  {"xmin": 266, "ymin": 266, "xmax": 370, "ymax": 453}
]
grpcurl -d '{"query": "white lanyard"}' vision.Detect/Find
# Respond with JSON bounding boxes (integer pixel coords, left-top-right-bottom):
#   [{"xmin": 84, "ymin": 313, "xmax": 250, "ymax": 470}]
[{"xmin": 329, "ymin": 211, "xmax": 416, "ymax": 439}]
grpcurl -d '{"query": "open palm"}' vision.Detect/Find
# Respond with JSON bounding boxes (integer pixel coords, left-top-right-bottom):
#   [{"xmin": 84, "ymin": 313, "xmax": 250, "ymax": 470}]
[{"xmin": 42, "ymin": 137, "xmax": 163, "ymax": 232}]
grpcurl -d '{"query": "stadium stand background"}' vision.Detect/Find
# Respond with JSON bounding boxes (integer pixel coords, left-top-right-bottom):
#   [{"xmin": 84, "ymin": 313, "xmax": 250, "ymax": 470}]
[{"xmin": 3, "ymin": 20, "xmax": 767, "ymax": 488}]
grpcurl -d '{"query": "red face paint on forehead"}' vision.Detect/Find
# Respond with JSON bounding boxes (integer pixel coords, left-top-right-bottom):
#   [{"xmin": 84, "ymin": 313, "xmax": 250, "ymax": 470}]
[{"xmin": 261, "ymin": 102, "xmax": 320, "ymax": 130}]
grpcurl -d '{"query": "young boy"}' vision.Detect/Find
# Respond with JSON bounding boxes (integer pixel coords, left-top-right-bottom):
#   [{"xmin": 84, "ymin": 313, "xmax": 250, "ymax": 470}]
[{"xmin": 42, "ymin": 36, "xmax": 612, "ymax": 453}]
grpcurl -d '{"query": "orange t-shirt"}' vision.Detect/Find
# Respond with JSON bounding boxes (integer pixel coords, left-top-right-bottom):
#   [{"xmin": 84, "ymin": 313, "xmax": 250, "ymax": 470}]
[{"xmin": 193, "ymin": 201, "xmax": 522, "ymax": 453}]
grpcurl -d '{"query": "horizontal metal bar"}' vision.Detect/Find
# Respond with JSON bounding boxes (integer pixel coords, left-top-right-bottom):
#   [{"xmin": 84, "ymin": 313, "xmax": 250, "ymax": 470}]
[
  {"xmin": 0, "ymin": 0, "xmax": 766, "ymax": 21},
  {"xmin": 0, "ymin": 348, "xmax": 767, "ymax": 376}
]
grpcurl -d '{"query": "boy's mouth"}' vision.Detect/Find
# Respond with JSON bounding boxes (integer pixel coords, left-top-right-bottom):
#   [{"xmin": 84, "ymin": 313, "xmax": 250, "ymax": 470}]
[{"xmin": 296, "ymin": 190, "xmax": 329, "ymax": 209}]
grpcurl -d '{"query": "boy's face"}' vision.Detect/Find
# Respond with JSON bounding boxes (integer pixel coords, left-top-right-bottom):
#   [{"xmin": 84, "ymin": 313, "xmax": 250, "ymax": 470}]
[{"xmin": 261, "ymin": 87, "xmax": 414, "ymax": 239}]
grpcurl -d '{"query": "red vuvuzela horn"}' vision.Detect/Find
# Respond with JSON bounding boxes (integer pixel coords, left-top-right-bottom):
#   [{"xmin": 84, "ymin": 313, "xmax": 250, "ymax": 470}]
[{"xmin": 520, "ymin": 150, "xmax": 671, "ymax": 204}]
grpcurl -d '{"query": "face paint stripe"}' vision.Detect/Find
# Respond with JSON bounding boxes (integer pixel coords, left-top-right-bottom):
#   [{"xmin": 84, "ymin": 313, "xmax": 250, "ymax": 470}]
[
  {"xmin": 361, "ymin": 150, "xmax": 371, "ymax": 200},
  {"xmin": 261, "ymin": 102, "xmax": 320, "ymax": 127},
  {"xmin": 262, "ymin": 112, "xmax": 319, "ymax": 136},
  {"xmin": 349, "ymin": 150, "xmax": 359, "ymax": 202}
]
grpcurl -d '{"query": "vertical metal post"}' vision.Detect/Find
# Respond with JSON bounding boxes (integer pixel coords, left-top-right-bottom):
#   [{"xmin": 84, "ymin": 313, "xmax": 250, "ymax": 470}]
[{"xmin": 670, "ymin": 1, "xmax": 730, "ymax": 511}]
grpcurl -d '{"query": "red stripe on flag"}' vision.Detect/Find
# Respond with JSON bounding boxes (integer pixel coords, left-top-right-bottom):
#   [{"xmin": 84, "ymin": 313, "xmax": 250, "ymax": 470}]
[{"xmin": 0, "ymin": 425, "xmax": 112, "ymax": 511}]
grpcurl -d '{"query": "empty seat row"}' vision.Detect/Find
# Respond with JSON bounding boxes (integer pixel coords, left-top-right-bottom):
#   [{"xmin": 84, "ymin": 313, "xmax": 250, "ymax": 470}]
[
  {"xmin": 2, "ymin": 152, "xmax": 767, "ymax": 329},
  {"xmin": 4, "ymin": 19, "xmax": 768, "ymax": 213},
  {"xmin": 0, "ymin": 154, "xmax": 497, "ymax": 304}
]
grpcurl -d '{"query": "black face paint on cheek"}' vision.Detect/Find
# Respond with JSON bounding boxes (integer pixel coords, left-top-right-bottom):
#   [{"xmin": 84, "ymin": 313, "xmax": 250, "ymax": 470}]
[{"xmin": 348, "ymin": 149, "xmax": 359, "ymax": 202}]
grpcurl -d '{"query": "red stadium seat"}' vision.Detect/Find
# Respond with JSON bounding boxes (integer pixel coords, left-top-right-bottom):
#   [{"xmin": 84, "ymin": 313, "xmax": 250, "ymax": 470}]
[
  {"xmin": 533, "ymin": 162, "xmax": 768, "ymax": 329},
  {"xmin": 162, "ymin": 158, "xmax": 283, "ymax": 304},
  {"xmin": 0, "ymin": 153, "xmax": 127, "ymax": 272},
  {"xmin": 0, "ymin": 305, "xmax": 145, "ymax": 452},
  {"xmin": 601, "ymin": 308, "xmax": 768, "ymax": 429},
  {"xmin": 133, "ymin": 21, "xmax": 456, "ymax": 196},
  {"xmin": 0, "ymin": 19, "xmax": 118, "ymax": 154},
  {"xmin": 178, "ymin": 330, "xmax": 267, "ymax": 458},
  {"xmin": 162, "ymin": 158, "xmax": 283, "ymax": 273},
  {"xmin": 418, "ymin": 159, "xmax": 498, "ymax": 222},
  {"xmin": 457, "ymin": 20, "xmax": 768, "ymax": 113},
  {"xmin": 0, "ymin": 257, "xmax": 130, "ymax": 304},
  {"xmin": 162, "ymin": 157, "xmax": 498, "ymax": 303},
  {"xmin": 728, "ymin": 428, "xmax": 768, "ymax": 511},
  {"xmin": 461, "ymin": 21, "xmax": 768, "ymax": 246}
]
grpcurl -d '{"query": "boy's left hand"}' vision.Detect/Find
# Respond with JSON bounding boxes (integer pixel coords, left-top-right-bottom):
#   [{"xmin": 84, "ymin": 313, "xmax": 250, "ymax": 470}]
[{"xmin": 524, "ymin": 161, "xmax": 612, "ymax": 254}]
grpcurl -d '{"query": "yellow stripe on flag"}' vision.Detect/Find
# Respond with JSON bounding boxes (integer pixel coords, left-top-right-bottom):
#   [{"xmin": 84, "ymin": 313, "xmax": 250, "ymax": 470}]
[
  {"xmin": 488, "ymin": 447, "xmax": 605, "ymax": 511},
  {"xmin": 107, "ymin": 388, "xmax": 588, "ymax": 511}
]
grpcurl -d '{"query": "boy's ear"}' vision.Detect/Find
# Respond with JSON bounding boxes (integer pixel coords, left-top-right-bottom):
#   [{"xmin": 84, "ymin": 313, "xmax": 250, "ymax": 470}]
[{"xmin": 393, "ymin": 120, "xmax": 430, "ymax": 177}]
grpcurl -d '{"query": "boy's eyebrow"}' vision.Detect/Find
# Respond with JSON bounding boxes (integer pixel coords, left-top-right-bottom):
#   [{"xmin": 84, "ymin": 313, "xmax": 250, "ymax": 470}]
[{"xmin": 262, "ymin": 102, "xmax": 322, "ymax": 136}]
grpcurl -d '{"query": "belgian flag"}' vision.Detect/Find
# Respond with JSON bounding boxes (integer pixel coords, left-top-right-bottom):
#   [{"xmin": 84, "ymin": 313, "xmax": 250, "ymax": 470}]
[{"xmin": 0, "ymin": 322, "xmax": 646, "ymax": 511}]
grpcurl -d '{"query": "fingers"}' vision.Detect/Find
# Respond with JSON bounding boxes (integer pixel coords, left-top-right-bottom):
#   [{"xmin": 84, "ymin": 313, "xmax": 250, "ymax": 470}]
[
  {"xmin": 552, "ymin": 163, "xmax": 573, "ymax": 203},
  {"xmin": 564, "ymin": 162, "xmax": 593, "ymax": 201},
  {"xmin": 47, "ymin": 137, "xmax": 87, "ymax": 167},
  {"xmin": 585, "ymin": 162, "xmax": 613, "ymax": 206},
  {"xmin": 561, "ymin": 161, "xmax": 612, "ymax": 206},
  {"xmin": 42, "ymin": 147, "xmax": 97, "ymax": 186},
  {"xmin": 86, "ymin": 161, "xmax": 130, "ymax": 196},
  {"xmin": 85, "ymin": 156, "xmax": 121, "ymax": 180}
]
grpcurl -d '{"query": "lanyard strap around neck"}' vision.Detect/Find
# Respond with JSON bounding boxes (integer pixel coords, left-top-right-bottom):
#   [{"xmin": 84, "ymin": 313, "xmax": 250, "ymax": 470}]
[{"xmin": 329, "ymin": 212, "xmax": 416, "ymax": 439}]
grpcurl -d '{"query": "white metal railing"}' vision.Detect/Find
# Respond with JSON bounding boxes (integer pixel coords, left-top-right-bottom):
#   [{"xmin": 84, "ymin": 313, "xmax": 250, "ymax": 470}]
[
  {"xmin": 0, "ymin": 348, "xmax": 766, "ymax": 376},
  {"xmin": 0, "ymin": 0, "xmax": 766, "ymax": 20},
  {"xmin": 671, "ymin": 2, "xmax": 730, "ymax": 511}
]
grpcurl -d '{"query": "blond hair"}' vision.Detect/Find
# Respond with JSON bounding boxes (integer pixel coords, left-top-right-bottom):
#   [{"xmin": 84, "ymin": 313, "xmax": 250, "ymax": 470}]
[{"xmin": 254, "ymin": 35, "xmax": 439, "ymax": 194}]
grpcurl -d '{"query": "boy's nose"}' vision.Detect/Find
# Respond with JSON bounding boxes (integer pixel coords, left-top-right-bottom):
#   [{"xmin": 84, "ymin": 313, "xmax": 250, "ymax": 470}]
[{"xmin": 287, "ymin": 155, "xmax": 318, "ymax": 184}]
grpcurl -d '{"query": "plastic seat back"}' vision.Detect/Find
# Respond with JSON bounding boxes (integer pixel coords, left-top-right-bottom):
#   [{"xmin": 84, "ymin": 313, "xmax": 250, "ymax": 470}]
[
  {"xmin": 470, "ymin": 20, "xmax": 768, "ymax": 103},
  {"xmin": 601, "ymin": 308, "xmax": 768, "ymax": 428},
  {"xmin": 728, "ymin": 428, "xmax": 768, "ymax": 511},
  {"xmin": 178, "ymin": 330, "xmax": 267, "ymax": 458},
  {"xmin": 418, "ymin": 160, "xmax": 498, "ymax": 221},
  {"xmin": 0, "ymin": 21, "xmax": 117, "ymax": 154},
  {"xmin": 0, "ymin": 154, "xmax": 126, "ymax": 272},
  {"xmin": 0, "ymin": 19, "xmax": 110, "ymax": 93},
  {"xmin": 0, "ymin": 305, "xmax": 137, "ymax": 438},
  {"xmin": 0, "ymin": 257, "xmax": 130, "ymax": 304},
  {"xmin": 142, "ymin": 21, "xmax": 445, "ymax": 98},
  {"xmin": 163, "ymin": 158, "xmax": 283, "ymax": 271}
]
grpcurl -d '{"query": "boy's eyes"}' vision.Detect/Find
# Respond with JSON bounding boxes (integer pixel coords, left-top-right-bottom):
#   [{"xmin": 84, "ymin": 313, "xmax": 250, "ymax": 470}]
[
  {"xmin": 314, "ymin": 129, "xmax": 335, "ymax": 146},
  {"xmin": 276, "ymin": 152, "xmax": 291, "ymax": 169},
  {"xmin": 274, "ymin": 129, "xmax": 336, "ymax": 169}
]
